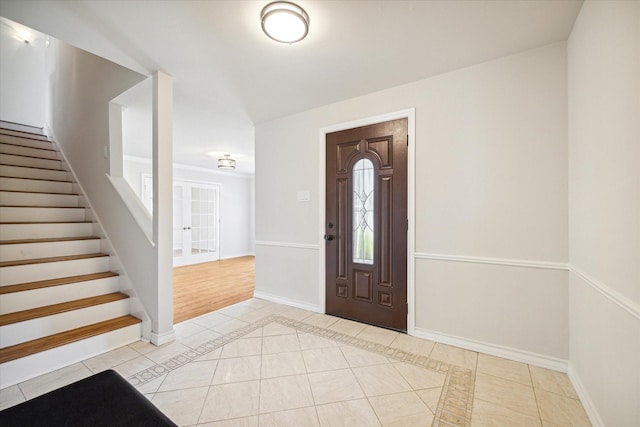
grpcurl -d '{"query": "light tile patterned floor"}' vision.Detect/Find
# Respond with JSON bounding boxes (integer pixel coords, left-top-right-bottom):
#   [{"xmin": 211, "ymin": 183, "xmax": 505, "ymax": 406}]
[{"xmin": 1, "ymin": 298, "xmax": 592, "ymax": 426}]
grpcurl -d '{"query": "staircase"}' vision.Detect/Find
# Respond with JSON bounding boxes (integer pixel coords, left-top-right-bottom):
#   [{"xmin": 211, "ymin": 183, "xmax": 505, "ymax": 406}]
[{"xmin": 0, "ymin": 125, "xmax": 142, "ymax": 388}]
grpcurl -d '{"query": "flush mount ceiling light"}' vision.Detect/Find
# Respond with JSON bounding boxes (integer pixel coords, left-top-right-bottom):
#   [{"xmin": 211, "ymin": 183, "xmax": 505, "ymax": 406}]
[
  {"xmin": 218, "ymin": 154, "xmax": 236, "ymax": 170},
  {"xmin": 261, "ymin": 1, "xmax": 309, "ymax": 44}
]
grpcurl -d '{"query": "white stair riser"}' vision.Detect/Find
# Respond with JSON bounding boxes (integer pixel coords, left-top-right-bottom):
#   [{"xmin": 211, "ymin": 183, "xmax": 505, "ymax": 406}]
[
  {"xmin": 0, "ymin": 144, "xmax": 59, "ymax": 160},
  {"xmin": 0, "ymin": 256, "xmax": 109, "ymax": 286},
  {"xmin": 0, "ymin": 301, "xmax": 128, "ymax": 347},
  {"xmin": 0, "ymin": 299, "xmax": 130, "ymax": 347},
  {"xmin": 0, "ymin": 191, "xmax": 79, "ymax": 207},
  {"xmin": 0, "ymin": 165, "xmax": 70, "ymax": 182},
  {"xmin": 0, "ymin": 323, "xmax": 141, "ymax": 389},
  {"xmin": 0, "ymin": 222, "xmax": 92, "ymax": 240},
  {"xmin": 0, "ymin": 276, "xmax": 119, "ymax": 315},
  {"xmin": 0, "ymin": 177, "xmax": 73, "ymax": 193},
  {"xmin": 0, "ymin": 154, "xmax": 63, "ymax": 170},
  {"xmin": 0, "ymin": 239, "xmax": 100, "ymax": 262},
  {"xmin": 0, "ymin": 134, "xmax": 53, "ymax": 150},
  {"xmin": 0, "ymin": 207, "xmax": 85, "ymax": 222}
]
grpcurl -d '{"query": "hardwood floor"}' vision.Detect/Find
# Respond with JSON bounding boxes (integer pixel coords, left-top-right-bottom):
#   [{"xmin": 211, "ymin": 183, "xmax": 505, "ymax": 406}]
[{"xmin": 173, "ymin": 256, "xmax": 255, "ymax": 324}]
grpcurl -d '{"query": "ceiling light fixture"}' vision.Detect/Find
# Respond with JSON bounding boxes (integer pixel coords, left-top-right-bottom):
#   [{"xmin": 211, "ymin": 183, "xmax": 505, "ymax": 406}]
[
  {"xmin": 218, "ymin": 154, "xmax": 236, "ymax": 170},
  {"xmin": 261, "ymin": 1, "xmax": 309, "ymax": 44}
]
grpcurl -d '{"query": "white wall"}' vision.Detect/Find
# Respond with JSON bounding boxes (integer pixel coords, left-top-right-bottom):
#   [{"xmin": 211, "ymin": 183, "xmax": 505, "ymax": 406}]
[
  {"xmin": 119, "ymin": 78, "xmax": 153, "ymax": 159},
  {"xmin": 124, "ymin": 158, "xmax": 254, "ymax": 259},
  {"xmin": 567, "ymin": 1, "xmax": 640, "ymax": 425},
  {"xmin": 43, "ymin": 39, "xmax": 176, "ymax": 337},
  {"xmin": 256, "ymin": 43, "xmax": 569, "ymax": 362},
  {"xmin": 0, "ymin": 18, "xmax": 46, "ymax": 127}
]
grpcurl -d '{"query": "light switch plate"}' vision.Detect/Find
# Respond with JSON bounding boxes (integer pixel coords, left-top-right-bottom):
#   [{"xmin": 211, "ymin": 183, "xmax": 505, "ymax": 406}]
[{"xmin": 297, "ymin": 190, "xmax": 310, "ymax": 202}]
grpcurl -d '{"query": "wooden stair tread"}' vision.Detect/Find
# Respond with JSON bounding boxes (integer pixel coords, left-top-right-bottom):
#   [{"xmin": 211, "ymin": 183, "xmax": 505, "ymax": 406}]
[
  {"xmin": 0, "ymin": 220, "xmax": 92, "ymax": 225},
  {"xmin": 0, "ymin": 165, "xmax": 69, "ymax": 175},
  {"xmin": 0, "ymin": 315, "xmax": 141, "ymax": 364},
  {"xmin": 0, "ymin": 129, "xmax": 49, "ymax": 140},
  {"xmin": 0, "ymin": 134, "xmax": 51, "ymax": 143},
  {"xmin": 0, "ymin": 205, "xmax": 83, "ymax": 209},
  {"xmin": 0, "ymin": 292, "xmax": 129, "ymax": 326},
  {"xmin": 0, "ymin": 141, "xmax": 56, "ymax": 152},
  {"xmin": 0, "ymin": 271, "xmax": 119, "ymax": 295},
  {"xmin": 0, "ymin": 176, "xmax": 73, "ymax": 184},
  {"xmin": 0, "ymin": 236, "xmax": 99, "ymax": 245},
  {"xmin": 0, "ymin": 152, "xmax": 61, "ymax": 162},
  {"xmin": 0, "ymin": 190, "xmax": 78, "ymax": 196},
  {"xmin": 0, "ymin": 253, "xmax": 108, "ymax": 268}
]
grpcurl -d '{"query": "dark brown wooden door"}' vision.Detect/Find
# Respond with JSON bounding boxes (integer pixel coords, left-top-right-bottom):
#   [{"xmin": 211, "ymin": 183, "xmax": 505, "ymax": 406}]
[{"xmin": 325, "ymin": 118, "xmax": 408, "ymax": 331}]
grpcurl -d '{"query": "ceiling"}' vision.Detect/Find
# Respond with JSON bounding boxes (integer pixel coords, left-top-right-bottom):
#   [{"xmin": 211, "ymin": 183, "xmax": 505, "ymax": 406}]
[{"xmin": 0, "ymin": 0, "xmax": 583, "ymax": 175}]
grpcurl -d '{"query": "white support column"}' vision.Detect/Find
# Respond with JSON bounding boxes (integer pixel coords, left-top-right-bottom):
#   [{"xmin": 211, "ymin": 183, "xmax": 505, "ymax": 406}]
[{"xmin": 151, "ymin": 70, "xmax": 175, "ymax": 345}]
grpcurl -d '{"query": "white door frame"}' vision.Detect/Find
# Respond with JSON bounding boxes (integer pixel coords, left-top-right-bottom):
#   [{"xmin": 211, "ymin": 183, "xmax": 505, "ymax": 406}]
[{"xmin": 318, "ymin": 108, "xmax": 416, "ymax": 335}]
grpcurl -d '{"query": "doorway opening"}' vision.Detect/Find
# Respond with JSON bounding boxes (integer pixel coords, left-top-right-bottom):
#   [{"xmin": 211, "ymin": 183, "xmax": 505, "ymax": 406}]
[
  {"xmin": 142, "ymin": 175, "xmax": 255, "ymax": 324},
  {"xmin": 173, "ymin": 256, "xmax": 255, "ymax": 324}
]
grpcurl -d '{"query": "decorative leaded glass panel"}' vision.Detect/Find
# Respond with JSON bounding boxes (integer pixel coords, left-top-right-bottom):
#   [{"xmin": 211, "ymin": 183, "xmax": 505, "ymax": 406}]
[{"xmin": 352, "ymin": 158, "xmax": 374, "ymax": 264}]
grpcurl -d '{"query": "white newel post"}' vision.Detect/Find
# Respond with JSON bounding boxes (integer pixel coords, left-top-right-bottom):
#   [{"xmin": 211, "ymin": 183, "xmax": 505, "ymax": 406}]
[{"xmin": 151, "ymin": 70, "xmax": 175, "ymax": 345}]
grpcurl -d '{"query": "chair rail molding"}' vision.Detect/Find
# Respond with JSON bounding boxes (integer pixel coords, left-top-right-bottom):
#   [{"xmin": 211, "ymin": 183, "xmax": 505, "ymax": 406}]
[
  {"xmin": 569, "ymin": 265, "xmax": 640, "ymax": 321},
  {"xmin": 415, "ymin": 252, "xmax": 569, "ymax": 271},
  {"xmin": 255, "ymin": 240, "xmax": 319, "ymax": 250}
]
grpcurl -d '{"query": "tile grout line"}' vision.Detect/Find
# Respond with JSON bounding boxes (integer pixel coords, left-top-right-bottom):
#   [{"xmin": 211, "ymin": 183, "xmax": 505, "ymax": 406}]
[
  {"xmin": 127, "ymin": 313, "xmax": 476, "ymax": 427},
  {"xmin": 529, "ymin": 363, "xmax": 545, "ymax": 425},
  {"xmin": 277, "ymin": 316, "xmax": 473, "ymax": 427},
  {"xmin": 194, "ymin": 353, "xmax": 220, "ymax": 425},
  {"xmin": 340, "ymin": 342, "xmax": 384, "ymax": 426},
  {"xmin": 256, "ymin": 328, "xmax": 264, "ymax": 423}
]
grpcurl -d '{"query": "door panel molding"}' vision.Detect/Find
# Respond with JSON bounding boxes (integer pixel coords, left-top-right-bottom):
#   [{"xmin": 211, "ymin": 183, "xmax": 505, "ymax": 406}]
[
  {"xmin": 366, "ymin": 137, "xmax": 393, "ymax": 168},
  {"xmin": 380, "ymin": 175, "xmax": 392, "ymax": 287},
  {"xmin": 337, "ymin": 141, "xmax": 361, "ymax": 173},
  {"xmin": 336, "ymin": 178, "xmax": 348, "ymax": 279},
  {"xmin": 319, "ymin": 108, "xmax": 416, "ymax": 335}
]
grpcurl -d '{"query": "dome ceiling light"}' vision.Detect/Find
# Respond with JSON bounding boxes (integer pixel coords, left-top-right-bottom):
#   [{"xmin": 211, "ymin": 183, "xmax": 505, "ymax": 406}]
[
  {"xmin": 261, "ymin": 1, "xmax": 310, "ymax": 44},
  {"xmin": 218, "ymin": 154, "xmax": 236, "ymax": 170}
]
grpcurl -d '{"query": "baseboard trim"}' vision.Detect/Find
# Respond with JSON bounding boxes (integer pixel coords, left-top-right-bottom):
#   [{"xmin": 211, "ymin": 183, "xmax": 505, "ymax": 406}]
[
  {"xmin": 220, "ymin": 253, "xmax": 255, "ymax": 260},
  {"xmin": 150, "ymin": 329, "xmax": 176, "ymax": 346},
  {"xmin": 413, "ymin": 327, "xmax": 568, "ymax": 372},
  {"xmin": 255, "ymin": 241, "xmax": 319, "ymax": 250},
  {"xmin": 415, "ymin": 252, "xmax": 568, "ymax": 271},
  {"xmin": 568, "ymin": 364, "xmax": 605, "ymax": 427},
  {"xmin": 253, "ymin": 291, "xmax": 322, "ymax": 313}
]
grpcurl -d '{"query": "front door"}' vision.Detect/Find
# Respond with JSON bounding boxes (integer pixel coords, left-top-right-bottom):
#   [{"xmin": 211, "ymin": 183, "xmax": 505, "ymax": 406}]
[{"xmin": 325, "ymin": 118, "xmax": 408, "ymax": 331}]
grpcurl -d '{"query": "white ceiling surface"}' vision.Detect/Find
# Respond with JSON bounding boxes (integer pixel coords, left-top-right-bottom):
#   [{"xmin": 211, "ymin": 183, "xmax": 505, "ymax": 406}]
[{"xmin": 0, "ymin": 0, "xmax": 583, "ymax": 175}]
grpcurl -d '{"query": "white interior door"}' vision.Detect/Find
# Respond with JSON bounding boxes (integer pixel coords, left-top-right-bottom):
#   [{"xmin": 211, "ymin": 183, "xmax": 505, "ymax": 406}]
[
  {"xmin": 173, "ymin": 180, "xmax": 221, "ymax": 266},
  {"xmin": 141, "ymin": 175, "xmax": 221, "ymax": 266}
]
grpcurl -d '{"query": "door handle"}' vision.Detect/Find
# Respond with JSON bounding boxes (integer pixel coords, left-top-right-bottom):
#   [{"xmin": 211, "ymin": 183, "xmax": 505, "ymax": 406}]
[
  {"xmin": 324, "ymin": 234, "xmax": 334, "ymax": 241},
  {"xmin": 183, "ymin": 227, "xmax": 192, "ymax": 230}
]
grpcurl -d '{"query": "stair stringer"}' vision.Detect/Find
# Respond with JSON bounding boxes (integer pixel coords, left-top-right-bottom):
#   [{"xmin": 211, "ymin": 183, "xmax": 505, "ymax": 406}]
[{"xmin": 45, "ymin": 131, "xmax": 153, "ymax": 342}]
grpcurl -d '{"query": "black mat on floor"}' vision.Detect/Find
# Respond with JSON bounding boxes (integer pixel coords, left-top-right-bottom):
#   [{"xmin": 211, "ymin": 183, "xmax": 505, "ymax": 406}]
[{"xmin": 0, "ymin": 369, "xmax": 176, "ymax": 426}]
